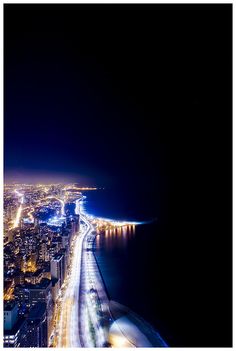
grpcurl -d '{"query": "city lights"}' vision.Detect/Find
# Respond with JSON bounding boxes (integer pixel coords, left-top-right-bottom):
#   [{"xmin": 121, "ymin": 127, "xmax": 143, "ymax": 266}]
[{"xmin": 4, "ymin": 183, "xmax": 166, "ymax": 348}]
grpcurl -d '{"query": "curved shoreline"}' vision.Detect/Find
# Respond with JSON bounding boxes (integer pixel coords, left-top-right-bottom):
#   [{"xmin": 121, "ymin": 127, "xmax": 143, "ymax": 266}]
[
  {"xmin": 90, "ymin": 229, "xmax": 168, "ymax": 347},
  {"xmin": 80, "ymin": 195, "xmax": 168, "ymax": 347}
]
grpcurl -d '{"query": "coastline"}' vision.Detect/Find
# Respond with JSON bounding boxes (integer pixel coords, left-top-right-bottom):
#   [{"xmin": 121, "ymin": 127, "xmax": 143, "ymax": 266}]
[
  {"xmin": 89, "ymin": 227, "xmax": 168, "ymax": 347},
  {"xmin": 82, "ymin": 191, "xmax": 168, "ymax": 347}
]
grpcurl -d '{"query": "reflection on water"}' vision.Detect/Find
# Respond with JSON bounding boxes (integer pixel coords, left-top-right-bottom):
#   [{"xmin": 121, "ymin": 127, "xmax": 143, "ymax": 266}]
[{"xmin": 96, "ymin": 225, "xmax": 136, "ymax": 250}]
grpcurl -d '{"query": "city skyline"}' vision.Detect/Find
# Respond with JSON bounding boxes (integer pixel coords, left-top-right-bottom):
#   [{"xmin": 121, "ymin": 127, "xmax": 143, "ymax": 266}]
[
  {"xmin": 4, "ymin": 3, "xmax": 232, "ymax": 348},
  {"xmin": 4, "ymin": 182, "xmax": 165, "ymax": 347},
  {"xmin": 4, "ymin": 173, "xmax": 99, "ymax": 186}
]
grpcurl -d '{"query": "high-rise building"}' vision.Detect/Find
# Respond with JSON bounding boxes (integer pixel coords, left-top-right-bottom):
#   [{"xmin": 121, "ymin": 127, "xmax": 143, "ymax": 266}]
[
  {"xmin": 14, "ymin": 278, "xmax": 52, "ymax": 309},
  {"xmin": 4, "ymin": 302, "xmax": 28, "ymax": 347},
  {"xmin": 39, "ymin": 241, "xmax": 49, "ymax": 261},
  {"xmin": 4, "ymin": 301, "xmax": 18, "ymax": 330},
  {"xmin": 26, "ymin": 303, "xmax": 48, "ymax": 347},
  {"xmin": 50, "ymin": 253, "xmax": 65, "ymax": 287},
  {"xmin": 51, "ymin": 277, "xmax": 60, "ymax": 303},
  {"xmin": 14, "ymin": 278, "xmax": 54, "ymax": 340}
]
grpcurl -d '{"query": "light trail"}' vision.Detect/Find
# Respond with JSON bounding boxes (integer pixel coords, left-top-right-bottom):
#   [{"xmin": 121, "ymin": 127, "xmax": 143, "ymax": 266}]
[
  {"xmin": 53, "ymin": 195, "xmax": 158, "ymax": 348},
  {"xmin": 54, "ymin": 196, "xmax": 137, "ymax": 347},
  {"xmin": 55, "ymin": 197, "xmax": 106, "ymax": 347},
  {"xmin": 80, "ymin": 244, "xmax": 108, "ymax": 347},
  {"xmin": 12, "ymin": 205, "xmax": 22, "ymax": 228},
  {"xmin": 55, "ymin": 197, "xmax": 91, "ymax": 347},
  {"xmin": 5, "ymin": 186, "xmax": 167, "ymax": 348},
  {"xmin": 12, "ymin": 190, "xmax": 24, "ymax": 228},
  {"xmin": 14, "ymin": 189, "xmax": 24, "ymax": 203}
]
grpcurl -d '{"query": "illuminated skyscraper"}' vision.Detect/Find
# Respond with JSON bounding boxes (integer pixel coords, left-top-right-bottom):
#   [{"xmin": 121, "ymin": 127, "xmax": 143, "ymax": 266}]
[
  {"xmin": 50, "ymin": 253, "xmax": 65, "ymax": 287},
  {"xmin": 4, "ymin": 301, "xmax": 18, "ymax": 330},
  {"xmin": 4, "ymin": 301, "xmax": 28, "ymax": 347}
]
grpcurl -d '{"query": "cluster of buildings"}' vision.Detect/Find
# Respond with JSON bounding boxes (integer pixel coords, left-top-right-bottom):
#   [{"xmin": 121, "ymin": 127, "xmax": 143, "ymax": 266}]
[{"xmin": 3, "ymin": 184, "xmax": 80, "ymax": 347}]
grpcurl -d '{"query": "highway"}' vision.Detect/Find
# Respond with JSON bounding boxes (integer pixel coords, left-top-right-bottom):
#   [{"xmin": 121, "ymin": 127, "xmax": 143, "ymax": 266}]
[
  {"xmin": 5, "ymin": 186, "xmax": 167, "ymax": 348},
  {"xmin": 12, "ymin": 190, "xmax": 24, "ymax": 228},
  {"xmin": 78, "ymin": 218, "xmax": 111, "ymax": 347},
  {"xmin": 56, "ymin": 199, "xmax": 82, "ymax": 347},
  {"xmin": 9, "ymin": 191, "xmax": 111, "ymax": 347},
  {"xmin": 55, "ymin": 198, "xmax": 96, "ymax": 347},
  {"xmin": 77, "ymin": 199, "xmax": 110, "ymax": 347},
  {"xmin": 53, "ymin": 196, "xmax": 167, "ymax": 348}
]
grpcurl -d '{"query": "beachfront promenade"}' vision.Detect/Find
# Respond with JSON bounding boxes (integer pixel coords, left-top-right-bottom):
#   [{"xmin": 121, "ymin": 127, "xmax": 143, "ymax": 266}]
[{"xmin": 55, "ymin": 197, "xmax": 167, "ymax": 347}]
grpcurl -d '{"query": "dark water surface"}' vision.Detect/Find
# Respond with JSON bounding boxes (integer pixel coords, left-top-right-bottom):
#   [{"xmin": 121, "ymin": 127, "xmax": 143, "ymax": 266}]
[
  {"xmin": 82, "ymin": 187, "xmax": 232, "ymax": 347},
  {"xmin": 83, "ymin": 189, "xmax": 171, "ymax": 344}
]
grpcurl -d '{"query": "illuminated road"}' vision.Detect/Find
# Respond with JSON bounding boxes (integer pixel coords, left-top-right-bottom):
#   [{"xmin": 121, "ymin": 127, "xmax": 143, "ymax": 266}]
[
  {"xmin": 54, "ymin": 197, "xmax": 111, "ymax": 347},
  {"xmin": 77, "ymin": 199, "xmax": 167, "ymax": 348},
  {"xmin": 5, "ymin": 186, "xmax": 167, "ymax": 348},
  {"xmin": 53, "ymin": 196, "xmax": 167, "ymax": 348},
  {"xmin": 78, "ymin": 213, "xmax": 110, "ymax": 346},
  {"xmin": 55, "ymin": 198, "xmax": 94, "ymax": 347},
  {"xmin": 12, "ymin": 190, "xmax": 24, "ymax": 228}
]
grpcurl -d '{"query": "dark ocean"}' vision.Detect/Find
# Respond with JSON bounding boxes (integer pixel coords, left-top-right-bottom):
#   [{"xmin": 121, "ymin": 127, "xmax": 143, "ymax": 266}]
[
  {"xmin": 82, "ymin": 185, "xmax": 232, "ymax": 347},
  {"xmin": 82, "ymin": 189, "xmax": 171, "ymax": 345}
]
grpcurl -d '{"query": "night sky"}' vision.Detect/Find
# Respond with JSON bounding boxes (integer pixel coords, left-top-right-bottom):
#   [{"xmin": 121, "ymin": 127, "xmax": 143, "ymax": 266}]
[{"xmin": 4, "ymin": 4, "xmax": 232, "ymax": 346}]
